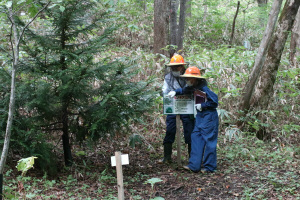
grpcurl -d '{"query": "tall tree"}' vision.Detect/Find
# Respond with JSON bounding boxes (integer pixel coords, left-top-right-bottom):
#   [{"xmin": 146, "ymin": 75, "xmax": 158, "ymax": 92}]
[
  {"xmin": 257, "ymin": 0, "xmax": 268, "ymax": 25},
  {"xmin": 169, "ymin": 0, "xmax": 178, "ymax": 57},
  {"xmin": 0, "ymin": 1, "xmax": 49, "ymax": 198},
  {"xmin": 154, "ymin": 0, "xmax": 170, "ymax": 57},
  {"xmin": 249, "ymin": 0, "xmax": 300, "ymax": 140},
  {"xmin": 229, "ymin": 1, "xmax": 240, "ymax": 48},
  {"xmin": 186, "ymin": 0, "xmax": 191, "ymax": 18},
  {"xmin": 177, "ymin": 0, "xmax": 187, "ymax": 51},
  {"xmin": 238, "ymin": 0, "xmax": 283, "ymax": 128},
  {"xmin": 290, "ymin": 8, "xmax": 300, "ymax": 66},
  {"xmin": 203, "ymin": 1, "xmax": 208, "ymax": 23},
  {"xmin": 257, "ymin": 0, "xmax": 268, "ymax": 6},
  {"xmin": 18, "ymin": 0, "xmax": 156, "ymax": 167},
  {"xmin": 169, "ymin": 0, "xmax": 187, "ymax": 56}
]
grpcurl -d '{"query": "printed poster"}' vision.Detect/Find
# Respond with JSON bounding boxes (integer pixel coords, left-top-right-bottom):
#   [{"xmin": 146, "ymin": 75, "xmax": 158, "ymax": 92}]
[{"xmin": 163, "ymin": 94, "xmax": 194, "ymax": 115}]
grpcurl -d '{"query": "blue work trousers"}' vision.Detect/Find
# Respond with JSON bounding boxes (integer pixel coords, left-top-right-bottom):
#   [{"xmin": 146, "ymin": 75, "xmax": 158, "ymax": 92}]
[
  {"xmin": 188, "ymin": 110, "xmax": 219, "ymax": 172},
  {"xmin": 163, "ymin": 114, "xmax": 194, "ymax": 145}
]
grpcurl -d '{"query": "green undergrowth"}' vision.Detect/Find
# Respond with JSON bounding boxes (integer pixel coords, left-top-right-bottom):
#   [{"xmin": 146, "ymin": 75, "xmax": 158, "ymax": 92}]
[
  {"xmin": 3, "ymin": 164, "xmax": 152, "ymax": 199},
  {"xmin": 218, "ymin": 135, "xmax": 300, "ymax": 199},
  {"xmin": 3, "ymin": 132, "xmax": 299, "ymax": 199}
]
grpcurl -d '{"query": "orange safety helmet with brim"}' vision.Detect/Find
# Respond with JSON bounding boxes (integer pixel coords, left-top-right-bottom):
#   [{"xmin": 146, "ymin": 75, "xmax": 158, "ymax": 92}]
[
  {"xmin": 166, "ymin": 54, "xmax": 187, "ymax": 66},
  {"xmin": 180, "ymin": 66, "xmax": 206, "ymax": 79}
]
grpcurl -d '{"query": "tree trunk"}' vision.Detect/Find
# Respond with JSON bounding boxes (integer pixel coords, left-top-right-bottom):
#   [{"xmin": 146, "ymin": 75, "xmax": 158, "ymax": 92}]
[
  {"xmin": 290, "ymin": 8, "xmax": 300, "ymax": 66},
  {"xmin": 62, "ymin": 104, "xmax": 72, "ymax": 166},
  {"xmin": 251, "ymin": 0, "xmax": 300, "ymax": 140},
  {"xmin": 238, "ymin": 0, "xmax": 283, "ymax": 128},
  {"xmin": 186, "ymin": 0, "xmax": 191, "ymax": 18},
  {"xmin": 170, "ymin": 0, "xmax": 178, "ymax": 57},
  {"xmin": 143, "ymin": 0, "xmax": 147, "ymax": 12},
  {"xmin": 177, "ymin": 0, "xmax": 187, "ymax": 51},
  {"xmin": 60, "ymin": 27, "xmax": 73, "ymax": 166},
  {"xmin": 154, "ymin": 0, "xmax": 170, "ymax": 57},
  {"xmin": 203, "ymin": 2, "xmax": 208, "ymax": 23},
  {"xmin": 0, "ymin": 56, "xmax": 17, "ymax": 173},
  {"xmin": 257, "ymin": 0, "xmax": 268, "ymax": 26},
  {"xmin": 0, "ymin": 7, "xmax": 19, "ymax": 175},
  {"xmin": 229, "ymin": 1, "xmax": 240, "ymax": 48},
  {"xmin": 257, "ymin": 0, "xmax": 268, "ymax": 6},
  {"xmin": 0, "ymin": 4, "xmax": 49, "ymax": 199}
]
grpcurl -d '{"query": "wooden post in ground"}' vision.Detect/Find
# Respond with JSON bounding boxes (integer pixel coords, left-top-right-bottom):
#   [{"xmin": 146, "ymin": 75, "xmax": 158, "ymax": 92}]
[
  {"xmin": 115, "ymin": 151, "xmax": 124, "ymax": 200},
  {"xmin": 176, "ymin": 115, "xmax": 182, "ymax": 167}
]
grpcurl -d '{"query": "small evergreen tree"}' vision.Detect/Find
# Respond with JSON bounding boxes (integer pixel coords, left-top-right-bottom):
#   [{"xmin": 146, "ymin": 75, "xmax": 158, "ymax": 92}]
[{"xmin": 14, "ymin": 0, "xmax": 156, "ymax": 167}]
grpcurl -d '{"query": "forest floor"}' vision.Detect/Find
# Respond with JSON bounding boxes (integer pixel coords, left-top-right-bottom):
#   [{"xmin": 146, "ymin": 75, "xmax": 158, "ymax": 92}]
[{"xmin": 4, "ymin": 126, "xmax": 300, "ymax": 200}]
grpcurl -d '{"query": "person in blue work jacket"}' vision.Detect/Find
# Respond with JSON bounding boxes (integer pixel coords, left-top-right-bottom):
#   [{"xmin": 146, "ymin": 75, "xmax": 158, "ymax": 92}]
[
  {"xmin": 158, "ymin": 54, "xmax": 195, "ymax": 164},
  {"xmin": 167, "ymin": 66, "xmax": 219, "ymax": 172}
]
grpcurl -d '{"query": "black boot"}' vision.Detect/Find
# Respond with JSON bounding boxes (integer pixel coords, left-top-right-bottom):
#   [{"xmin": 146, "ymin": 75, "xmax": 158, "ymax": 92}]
[
  {"xmin": 158, "ymin": 143, "xmax": 172, "ymax": 164},
  {"xmin": 188, "ymin": 143, "xmax": 191, "ymax": 158}
]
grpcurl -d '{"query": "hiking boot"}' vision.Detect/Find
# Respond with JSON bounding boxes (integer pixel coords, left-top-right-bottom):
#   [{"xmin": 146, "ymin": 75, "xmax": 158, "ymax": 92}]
[
  {"xmin": 158, "ymin": 157, "xmax": 172, "ymax": 164},
  {"xmin": 157, "ymin": 143, "xmax": 172, "ymax": 164},
  {"xmin": 200, "ymin": 169, "xmax": 214, "ymax": 174}
]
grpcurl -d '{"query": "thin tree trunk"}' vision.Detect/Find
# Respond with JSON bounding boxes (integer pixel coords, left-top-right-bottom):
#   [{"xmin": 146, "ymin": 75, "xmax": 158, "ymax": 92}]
[
  {"xmin": 62, "ymin": 104, "xmax": 72, "ymax": 166},
  {"xmin": 257, "ymin": 0, "xmax": 268, "ymax": 3},
  {"xmin": 186, "ymin": 0, "xmax": 191, "ymax": 18},
  {"xmin": 229, "ymin": 1, "xmax": 240, "ymax": 48},
  {"xmin": 237, "ymin": 0, "xmax": 283, "ymax": 128},
  {"xmin": 251, "ymin": 0, "xmax": 300, "ymax": 140},
  {"xmin": 170, "ymin": 0, "xmax": 178, "ymax": 57},
  {"xmin": 60, "ymin": 27, "xmax": 73, "ymax": 166},
  {"xmin": 0, "ymin": 7, "xmax": 18, "ymax": 174},
  {"xmin": 0, "ymin": 60, "xmax": 17, "ymax": 172},
  {"xmin": 290, "ymin": 8, "xmax": 300, "ymax": 66},
  {"xmin": 257, "ymin": 0, "xmax": 268, "ymax": 26},
  {"xmin": 203, "ymin": 2, "xmax": 207, "ymax": 23},
  {"xmin": 177, "ymin": 0, "xmax": 187, "ymax": 51},
  {"xmin": 0, "ymin": 3, "xmax": 49, "ymax": 199},
  {"xmin": 154, "ymin": 0, "xmax": 170, "ymax": 57},
  {"xmin": 144, "ymin": 0, "xmax": 147, "ymax": 12}
]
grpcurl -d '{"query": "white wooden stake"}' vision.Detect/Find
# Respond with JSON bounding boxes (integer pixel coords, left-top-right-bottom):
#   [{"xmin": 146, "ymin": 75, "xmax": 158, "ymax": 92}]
[
  {"xmin": 115, "ymin": 151, "xmax": 124, "ymax": 200},
  {"xmin": 176, "ymin": 115, "xmax": 182, "ymax": 167}
]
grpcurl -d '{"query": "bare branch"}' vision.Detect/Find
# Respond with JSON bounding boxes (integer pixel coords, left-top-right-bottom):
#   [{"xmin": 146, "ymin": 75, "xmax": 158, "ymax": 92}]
[{"xmin": 17, "ymin": 1, "xmax": 51, "ymax": 48}]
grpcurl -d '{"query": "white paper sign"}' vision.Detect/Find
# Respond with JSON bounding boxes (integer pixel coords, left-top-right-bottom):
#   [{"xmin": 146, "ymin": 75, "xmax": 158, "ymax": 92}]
[{"xmin": 111, "ymin": 154, "xmax": 129, "ymax": 166}]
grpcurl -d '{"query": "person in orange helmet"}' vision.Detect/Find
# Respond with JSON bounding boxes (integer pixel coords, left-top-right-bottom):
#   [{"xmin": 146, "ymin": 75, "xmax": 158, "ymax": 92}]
[
  {"xmin": 159, "ymin": 54, "xmax": 195, "ymax": 164},
  {"xmin": 168, "ymin": 66, "xmax": 219, "ymax": 173}
]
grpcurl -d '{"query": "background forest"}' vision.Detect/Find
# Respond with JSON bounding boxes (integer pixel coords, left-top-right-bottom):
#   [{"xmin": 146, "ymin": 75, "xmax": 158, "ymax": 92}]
[{"xmin": 0, "ymin": 0, "xmax": 299, "ymax": 199}]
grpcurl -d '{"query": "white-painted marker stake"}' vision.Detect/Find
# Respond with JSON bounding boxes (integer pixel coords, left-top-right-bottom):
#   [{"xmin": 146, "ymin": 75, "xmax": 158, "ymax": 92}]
[{"xmin": 111, "ymin": 152, "xmax": 129, "ymax": 200}]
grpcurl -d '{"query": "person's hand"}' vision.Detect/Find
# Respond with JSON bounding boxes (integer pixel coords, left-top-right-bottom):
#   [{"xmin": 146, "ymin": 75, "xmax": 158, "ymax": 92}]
[
  {"xmin": 195, "ymin": 104, "xmax": 202, "ymax": 111},
  {"xmin": 167, "ymin": 91, "xmax": 176, "ymax": 98}
]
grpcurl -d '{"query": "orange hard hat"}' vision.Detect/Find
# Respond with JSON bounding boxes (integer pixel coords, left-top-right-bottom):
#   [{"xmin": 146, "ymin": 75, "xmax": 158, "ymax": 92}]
[
  {"xmin": 166, "ymin": 54, "xmax": 187, "ymax": 66},
  {"xmin": 180, "ymin": 66, "xmax": 205, "ymax": 78}
]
